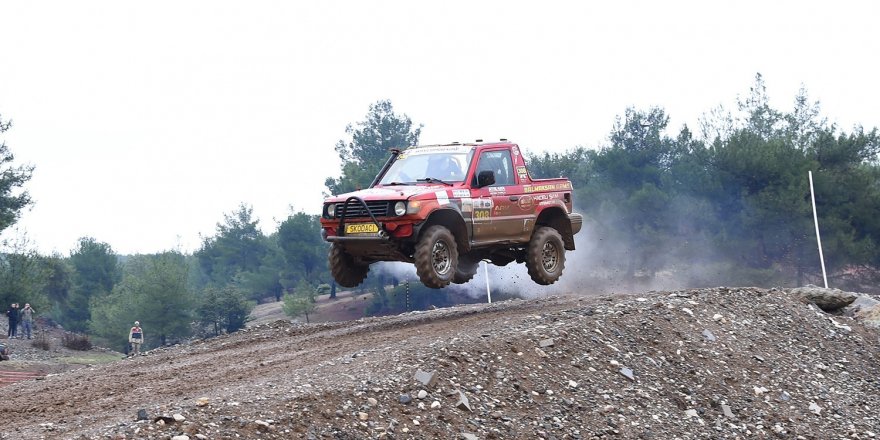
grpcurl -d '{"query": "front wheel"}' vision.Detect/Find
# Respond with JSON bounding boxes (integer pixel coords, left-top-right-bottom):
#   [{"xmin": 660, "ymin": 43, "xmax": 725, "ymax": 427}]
[
  {"xmin": 526, "ymin": 226, "xmax": 566, "ymax": 285},
  {"xmin": 414, "ymin": 225, "xmax": 458, "ymax": 289},
  {"xmin": 329, "ymin": 243, "xmax": 369, "ymax": 288}
]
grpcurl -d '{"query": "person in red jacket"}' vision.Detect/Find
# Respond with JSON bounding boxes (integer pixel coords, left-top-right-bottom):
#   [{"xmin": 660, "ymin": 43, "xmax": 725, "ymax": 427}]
[{"xmin": 128, "ymin": 321, "xmax": 144, "ymax": 355}]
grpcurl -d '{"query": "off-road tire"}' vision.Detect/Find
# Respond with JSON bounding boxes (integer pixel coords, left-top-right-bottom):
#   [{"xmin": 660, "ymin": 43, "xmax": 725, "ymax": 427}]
[
  {"xmin": 329, "ymin": 243, "xmax": 369, "ymax": 288},
  {"xmin": 526, "ymin": 226, "xmax": 566, "ymax": 285},
  {"xmin": 453, "ymin": 256, "xmax": 480, "ymax": 284},
  {"xmin": 414, "ymin": 225, "xmax": 458, "ymax": 289}
]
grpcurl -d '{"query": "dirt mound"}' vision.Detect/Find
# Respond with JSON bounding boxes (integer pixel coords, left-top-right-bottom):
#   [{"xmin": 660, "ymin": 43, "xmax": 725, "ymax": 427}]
[{"xmin": 1, "ymin": 287, "xmax": 879, "ymax": 439}]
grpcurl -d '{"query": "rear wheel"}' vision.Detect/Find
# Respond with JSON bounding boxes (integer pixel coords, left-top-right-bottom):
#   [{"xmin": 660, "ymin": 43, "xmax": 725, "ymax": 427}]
[
  {"xmin": 329, "ymin": 243, "xmax": 369, "ymax": 288},
  {"xmin": 453, "ymin": 256, "xmax": 480, "ymax": 284},
  {"xmin": 414, "ymin": 225, "xmax": 458, "ymax": 289},
  {"xmin": 526, "ymin": 226, "xmax": 566, "ymax": 285}
]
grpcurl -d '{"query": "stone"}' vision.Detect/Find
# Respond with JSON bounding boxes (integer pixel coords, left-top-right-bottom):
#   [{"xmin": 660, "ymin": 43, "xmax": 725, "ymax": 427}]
[
  {"xmin": 858, "ymin": 304, "xmax": 880, "ymax": 329},
  {"xmin": 721, "ymin": 403, "xmax": 734, "ymax": 418},
  {"xmin": 431, "ymin": 400, "xmax": 441, "ymax": 409},
  {"xmin": 136, "ymin": 409, "xmax": 148, "ymax": 421},
  {"xmin": 171, "ymin": 436, "xmax": 190, "ymax": 440},
  {"xmin": 358, "ymin": 412, "xmax": 369, "ymax": 421},
  {"xmin": 455, "ymin": 390, "xmax": 472, "ymax": 412},
  {"xmin": 461, "ymin": 433, "xmax": 478, "ymax": 440},
  {"xmin": 777, "ymin": 391, "xmax": 792, "ymax": 402},
  {"xmin": 413, "ymin": 369, "xmax": 438, "ymax": 388},
  {"xmin": 538, "ymin": 338, "xmax": 555, "ymax": 348},
  {"xmin": 535, "ymin": 348, "xmax": 549, "ymax": 358},
  {"xmin": 417, "ymin": 390, "xmax": 428, "ymax": 399},
  {"xmin": 619, "ymin": 367, "xmax": 635, "ymax": 381},
  {"xmin": 712, "ymin": 313, "xmax": 723, "ymax": 321},
  {"xmin": 754, "ymin": 386, "xmax": 769, "ymax": 395},
  {"xmin": 568, "ymin": 380, "xmax": 578, "ymax": 388},
  {"xmin": 842, "ymin": 295, "xmax": 880, "ymax": 317},
  {"xmin": 254, "ymin": 420, "xmax": 271, "ymax": 431},
  {"xmin": 367, "ymin": 397, "xmax": 378, "ymax": 406},
  {"xmin": 399, "ymin": 394, "xmax": 412, "ymax": 404},
  {"xmin": 792, "ymin": 285, "xmax": 858, "ymax": 312},
  {"xmin": 702, "ymin": 329, "xmax": 716, "ymax": 342},
  {"xmin": 684, "ymin": 409, "xmax": 698, "ymax": 418},
  {"xmin": 196, "ymin": 397, "xmax": 210, "ymax": 407},
  {"xmin": 809, "ymin": 402, "xmax": 822, "ymax": 415}
]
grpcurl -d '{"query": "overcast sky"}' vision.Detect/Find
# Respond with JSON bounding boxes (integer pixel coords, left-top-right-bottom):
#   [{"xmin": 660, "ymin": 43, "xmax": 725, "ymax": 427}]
[{"xmin": 1, "ymin": 1, "xmax": 877, "ymax": 255}]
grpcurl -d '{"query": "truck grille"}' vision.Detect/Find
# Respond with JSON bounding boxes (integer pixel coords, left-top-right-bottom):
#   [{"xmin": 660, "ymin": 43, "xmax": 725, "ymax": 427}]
[{"xmin": 334, "ymin": 200, "xmax": 391, "ymax": 219}]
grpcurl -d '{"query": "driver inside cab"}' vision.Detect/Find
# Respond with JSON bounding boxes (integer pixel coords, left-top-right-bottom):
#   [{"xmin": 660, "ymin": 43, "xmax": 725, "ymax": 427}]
[{"xmin": 428, "ymin": 155, "xmax": 464, "ymax": 181}]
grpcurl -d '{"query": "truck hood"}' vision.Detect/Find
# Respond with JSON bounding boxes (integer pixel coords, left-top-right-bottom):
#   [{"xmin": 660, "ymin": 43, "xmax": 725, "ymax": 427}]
[{"xmin": 325, "ymin": 184, "xmax": 451, "ymax": 203}]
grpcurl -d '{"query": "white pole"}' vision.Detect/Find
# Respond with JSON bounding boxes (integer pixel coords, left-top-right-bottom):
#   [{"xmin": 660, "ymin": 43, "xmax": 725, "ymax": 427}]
[
  {"xmin": 483, "ymin": 261, "xmax": 492, "ymax": 303},
  {"xmin": 808, "ymin": 171, "xmax": 829, "ymax": 288}
]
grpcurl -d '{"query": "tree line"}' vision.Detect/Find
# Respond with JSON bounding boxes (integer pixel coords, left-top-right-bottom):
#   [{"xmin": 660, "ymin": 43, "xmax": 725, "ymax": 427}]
[{"xmin": 1, "ymin": 74, "xmax": 878, "ymax": 351}]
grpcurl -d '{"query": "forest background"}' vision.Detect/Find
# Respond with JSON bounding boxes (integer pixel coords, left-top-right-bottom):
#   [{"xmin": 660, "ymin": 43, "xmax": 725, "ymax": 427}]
[{"xmin": 1, "ymin": 74, "xmax": 877, "ymax": 351}]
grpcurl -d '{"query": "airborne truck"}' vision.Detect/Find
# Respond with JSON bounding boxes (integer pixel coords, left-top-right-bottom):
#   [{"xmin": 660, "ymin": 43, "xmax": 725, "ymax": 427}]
[{"xmin": 320, "ymin": 141, "xmax": 583, "ymax": 289}]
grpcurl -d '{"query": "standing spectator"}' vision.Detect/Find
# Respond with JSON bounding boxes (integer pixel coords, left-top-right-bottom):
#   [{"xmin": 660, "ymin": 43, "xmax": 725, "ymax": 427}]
[
  {"xmin": 20, "ymin": 303, "xmax": 35, "ymax": 340},
  {"xmin": 128, "ymin": 321, "xmax": 144, "ymax": 355},
  {"xmin": 6, "ymin": 303, "xmax": 19, "ymax": 338}
]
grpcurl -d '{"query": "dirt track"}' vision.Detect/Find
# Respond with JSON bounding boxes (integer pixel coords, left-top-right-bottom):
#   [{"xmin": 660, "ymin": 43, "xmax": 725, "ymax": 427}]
[{"xmin": 2, "ymin": 288, "xmax": 879, "ymax": 439}]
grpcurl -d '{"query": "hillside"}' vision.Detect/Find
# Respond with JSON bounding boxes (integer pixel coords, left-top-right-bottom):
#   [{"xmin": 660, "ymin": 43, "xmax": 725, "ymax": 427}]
[{"xmin": 1, "ymin": 287, "xmax": 879, "ymax": 439}]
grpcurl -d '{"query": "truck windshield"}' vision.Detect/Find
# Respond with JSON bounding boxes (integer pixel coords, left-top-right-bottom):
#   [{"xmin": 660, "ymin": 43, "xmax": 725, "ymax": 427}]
[{"xmin": 378, "ymin": 149, "xmax": 474, "ymax": 185}]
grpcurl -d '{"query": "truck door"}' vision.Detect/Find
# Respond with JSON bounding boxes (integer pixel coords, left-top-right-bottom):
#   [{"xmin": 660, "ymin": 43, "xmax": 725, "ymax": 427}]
[{"xmin": 470, "ymin": 149, "xmax": 528, "ymax": 245}]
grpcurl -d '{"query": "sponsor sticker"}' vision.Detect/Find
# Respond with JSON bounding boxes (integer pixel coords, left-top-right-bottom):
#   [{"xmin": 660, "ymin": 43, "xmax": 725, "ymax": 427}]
[
  {"xmin": 523, "ymin": 182, "xmax": 572, "ymax": 193},
  {"xmin": 473, "ymin": 198, "xmax": 493, "ymax": 221},
  {"xmin": 452, "ymin": 189, "xmax": 470, "ymax": 198},
  {"xmin": 517, "ymin": 195, "xmax": 534, "ymax": 210},
  {"xmin": 532, "ymin": 192, "xmax": 562, "ymax": 201},
  {"xmin": 488, "ymin": 186, "xmax": 507, "ymax": 195},
  {"xmin": 461, "ymin": 199, "xmax": 473, "ymax": 212},
  {"xmin": 516, "ymin": 165, "xmax": 528, "ymax": 180},
  {"xmin": 435, "ymin": 190, "xmax": 449, "ymax": 205},
  {"xmin": 475, "ymin": 198, "xmax": 493, "ymax": 209},
  {"xmin": 512, "ymin": 146, "xmax": 520, "ymax": 156}
]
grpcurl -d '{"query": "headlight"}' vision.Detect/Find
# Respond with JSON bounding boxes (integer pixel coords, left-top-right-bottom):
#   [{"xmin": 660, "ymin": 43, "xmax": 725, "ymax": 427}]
[
  {"xmin": 326, "ymin": 203, "xmax": 336, "ymax": 218},
  {"xmin": 394, "ymin": 201, "xmax": 406, "ymax": 216}
]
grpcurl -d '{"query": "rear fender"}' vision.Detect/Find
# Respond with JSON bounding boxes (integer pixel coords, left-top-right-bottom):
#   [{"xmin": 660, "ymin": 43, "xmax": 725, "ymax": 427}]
[{"xmin": 535, "ymin": 207, "xmax": 575, "ymax": 250}]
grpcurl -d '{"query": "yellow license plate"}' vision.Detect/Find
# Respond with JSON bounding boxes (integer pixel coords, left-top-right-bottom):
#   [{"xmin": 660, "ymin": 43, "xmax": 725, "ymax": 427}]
[{"xmin": 345, "ymin": 223, "xmax": 379, "ymax": 234}]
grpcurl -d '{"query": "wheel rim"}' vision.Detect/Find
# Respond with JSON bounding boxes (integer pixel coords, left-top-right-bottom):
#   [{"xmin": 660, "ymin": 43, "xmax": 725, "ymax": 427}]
[
  {"xmin": 541, "ymin": 241, "xmax": 559, "ymax": 273},
  {"xmin": 432, "ymin": 240, "xmax": 452, "ymax": 276}
]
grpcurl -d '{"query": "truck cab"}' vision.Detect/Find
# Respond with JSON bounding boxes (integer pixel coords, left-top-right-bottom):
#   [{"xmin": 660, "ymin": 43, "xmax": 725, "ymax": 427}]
[{"xmin": 320, "ymin": 141, "xmax": 583, "ymax": 288}]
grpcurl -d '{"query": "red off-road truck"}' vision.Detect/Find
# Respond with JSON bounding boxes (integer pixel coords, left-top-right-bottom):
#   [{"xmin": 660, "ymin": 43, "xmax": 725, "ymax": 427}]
[{"xmin": 320, "ymin": 141, "xmax": 583, "ymax": 289}]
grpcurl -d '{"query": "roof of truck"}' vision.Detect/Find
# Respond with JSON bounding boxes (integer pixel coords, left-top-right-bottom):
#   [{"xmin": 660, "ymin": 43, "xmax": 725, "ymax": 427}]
[{"xmin": 404, "ymin": 140, "xmax": 516, "ymax": 152}]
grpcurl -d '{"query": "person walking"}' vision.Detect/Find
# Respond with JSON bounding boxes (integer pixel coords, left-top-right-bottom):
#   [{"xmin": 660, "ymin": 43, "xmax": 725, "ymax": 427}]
[
  {"xmin": 6, "ymin": 303, "xmax": 19, "ymax": 338},
  {"xmin": 128, "ymin": 321, "xmax": 144, "ymax": 355},
  {"xmin": 20, "ymin": 303, "xmax": 35, "ymax": 340}
]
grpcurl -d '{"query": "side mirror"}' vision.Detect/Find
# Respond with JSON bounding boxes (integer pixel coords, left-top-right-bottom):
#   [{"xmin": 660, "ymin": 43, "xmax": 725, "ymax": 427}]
[{"xmin": 477, "ymin": 170, "xmax": 496, "ymax": 188}]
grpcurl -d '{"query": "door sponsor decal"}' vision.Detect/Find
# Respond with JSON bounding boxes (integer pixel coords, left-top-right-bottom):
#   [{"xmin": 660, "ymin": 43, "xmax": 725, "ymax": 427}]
[
  {"xmin": 452, "ymin": 189, "xmax": 471, "ymax": 198},
  {"xmin": 473, "ymin": 198, "xmax": 493, "ymax": 221},
  {"xmin": 488, "ymin": 186, "xmax": 506, "ymax": 195},
  {"xmin": 517, "ymin": 195, "xmax": 534, "ymax": 210}
]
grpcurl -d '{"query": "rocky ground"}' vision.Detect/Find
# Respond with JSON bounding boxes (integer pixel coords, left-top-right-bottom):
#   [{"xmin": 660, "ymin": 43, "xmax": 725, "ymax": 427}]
[{"xmin": 1, "ymin": 286, "xmax": 879, "ymax": 440}]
